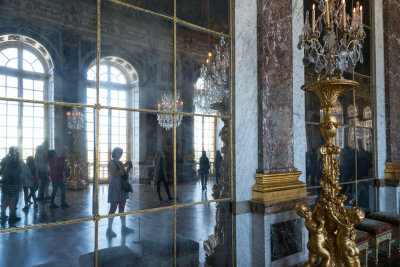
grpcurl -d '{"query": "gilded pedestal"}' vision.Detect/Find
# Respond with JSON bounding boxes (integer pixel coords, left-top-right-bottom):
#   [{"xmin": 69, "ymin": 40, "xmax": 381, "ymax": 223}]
[
  {"xmin": 384, "ymin": 162, "xmax": 400, "ymax": 180},
  {"xmin": 296, "ymin": 77, "xmax": 365, "ymax": 267},
  {"xmin": 252, "ymin": 171, "xmax": 306, "ymax": 203}
]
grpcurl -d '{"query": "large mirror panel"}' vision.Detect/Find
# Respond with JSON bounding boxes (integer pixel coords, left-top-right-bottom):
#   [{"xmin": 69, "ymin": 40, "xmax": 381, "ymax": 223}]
[
  {"xmin": 98, "ymin": 209, "xmax": 174, "ymax": 266},
  {"xmin": 0, "ymin": 0, "xmax": 97, "ymax": 105},
  {"xmin": 177, "ymin": 0, "xmax": 230, "ymax": 34},
  {"xmin": 177, "ymin": 24, "xmax": 231, "ymax": 116},
  {"xmin": 116, "ymin": 0, "xmax": 173, "ymax": 16},
  {"xmin": 177, "ymin": 202, "xmax": 233, "ymax": 266},
  {"xmin": 176, "ymin": 115, "xmax": 231, "ymax": 205},
  {"xmin": 0, "ymin": 221, "xmax": 94, "ymax": 267},
  {"xmin": 101, "ymin": 0, "xmax": 174, "ymax": 111},
  {"xmin": 357, "ymin": 180, "xmax": 376, "ymax": 214},
  {"xmin": 356, "ymin": 127, "xmax": 374, "ymax": 180},
  {"xmin": 1, "ymin": 102, "xmax": 94, "ymax": 229},
  {"xmin": 98, "ymin": 111, "xmax": 175, "ymax": 216}
]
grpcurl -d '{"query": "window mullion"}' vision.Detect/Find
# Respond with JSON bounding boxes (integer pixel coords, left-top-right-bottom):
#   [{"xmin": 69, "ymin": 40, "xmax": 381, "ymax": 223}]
[{"xmin": 17, "ymin": 47, "xmax": 23, "ymax": 151}]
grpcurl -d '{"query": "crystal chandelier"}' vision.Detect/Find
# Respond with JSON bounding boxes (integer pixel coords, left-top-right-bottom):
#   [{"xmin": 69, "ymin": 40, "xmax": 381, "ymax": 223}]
[
  {"xmin": 66, "ymin": 107, "xmax": 85, "ymax": 130},
  {"xmin": 156, "ymin": 91, "xmax": 183, "ymax": 130},
  {"xmin": 194, "ymin": 37, "xmax": 230, "ymax": 113},
  {"xmin": 298, "ymin": 0, "xmax": 366, "ymax": 77}
]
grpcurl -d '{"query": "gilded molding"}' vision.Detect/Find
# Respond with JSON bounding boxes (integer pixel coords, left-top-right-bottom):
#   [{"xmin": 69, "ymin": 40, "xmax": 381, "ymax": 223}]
[
  {"xmin": 384, "ymin": 161, "xmax": 400, "ymax": 180},
  {"xmin": 252, "ymin": 171, "xmax": 307, "ymax": 203}
]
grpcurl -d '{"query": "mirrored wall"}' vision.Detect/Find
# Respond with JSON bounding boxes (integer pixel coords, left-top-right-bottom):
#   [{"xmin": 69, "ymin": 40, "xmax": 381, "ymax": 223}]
[{"xmin": 0, "ymin": 0, "xmax": 233, "ymax": 266}]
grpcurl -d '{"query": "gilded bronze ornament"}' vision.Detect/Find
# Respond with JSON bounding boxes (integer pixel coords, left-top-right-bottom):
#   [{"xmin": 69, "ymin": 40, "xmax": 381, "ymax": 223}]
[
  {"xmin": 296, "ymin": 77, "xmax": 363, "ymax": 267},
  {"xmin": 297, "ymin": 1, "xmax": 367, "ymax": 265}
]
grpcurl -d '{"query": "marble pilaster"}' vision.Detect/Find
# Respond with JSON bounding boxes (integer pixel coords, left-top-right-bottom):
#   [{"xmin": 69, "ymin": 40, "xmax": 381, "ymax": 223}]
[
  {"xmin": 384, "ymin": 0, "xmax": 400, "ymax": 163},
  {"xmin": 254, "ymin": 0, "xmax": 306, "ymax": 203},
  {"xmin": 374, "ymin": 0, "xmax": 387, "ymax": 179},
  {"xmin": 292, "ymin": 0, "xmax": 306, "ymax": 183},
  {"xmin": 234, "ymin": 0, "xmax": 258, "ymax": 266},
  {"xmin": 258, "ymin": 0, "xmax": 295, "ymax": 174}
]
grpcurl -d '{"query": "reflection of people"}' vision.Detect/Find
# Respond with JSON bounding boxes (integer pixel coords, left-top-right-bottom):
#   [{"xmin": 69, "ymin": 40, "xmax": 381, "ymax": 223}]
[
  {"xmin": 199, "ymin": 151, "xmax": 210, "ymax": 191},
  {"xmin": 106, "ymin": 147, "xmax": 133, "ymax": 238},
  {"xmin": 153, "ymin": 151, "xmax": 172, "ymax": 201},
  {"xmin": 48, "ymin": 150, "xmax": 69, "ymax": 209},
  {"xmin": 21, "ymin": 156, "xmax": 37, "ymax": 211},
  {"xmin": 0, "ymin": 147, "xmax": 22, "ymax": 222},
  {"xmin": 215, "ymin": 150, "xmax": 222, "ymax": 184},
  {"xmin": 306, "ymin": 148, "xmax": 318, "ymax": 185},
  {"xmin": 35, "ymin": 141, "xmax": 49, "ymax": 201},
  {"xmin": 295, "ymin": 203, "xmax": 330, "ymax": 267}
]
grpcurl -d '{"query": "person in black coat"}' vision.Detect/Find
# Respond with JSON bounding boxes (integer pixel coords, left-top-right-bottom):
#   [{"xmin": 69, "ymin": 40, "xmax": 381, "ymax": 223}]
[
  {"xmin": 199, "ymin": 151, "xmax": 210, "ymax": 191},
  {"xmin": 153, "ymin": 151, "xmax": 172, "ymax": 201}
]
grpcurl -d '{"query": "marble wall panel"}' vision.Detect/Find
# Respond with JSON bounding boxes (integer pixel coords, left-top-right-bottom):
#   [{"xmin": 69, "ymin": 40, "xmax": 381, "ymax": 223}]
[
  {"xmin": 258, "ymin": 0, "xmax": 295, "ymax": 173},
  {"xmin": 375, "ymin": 0, "xmax": 386, "ymax": 179},
  {"xmin": 235, "ymin": 213, "xmax": 253, "ymax": 267},
  {"xmin": 235, "ymin": 0, "xmax": 258, "ymax": 202},
  {"xmin": 384, "ymin": 0, "xmax": 400, "ymax": 162},
  {"xmin": 270, "ymin": 218, "xmax": 302, "ymax": 261},
  {"xmin": 292, "ymin": 0, "xmax": 306, "ymax": 182}
]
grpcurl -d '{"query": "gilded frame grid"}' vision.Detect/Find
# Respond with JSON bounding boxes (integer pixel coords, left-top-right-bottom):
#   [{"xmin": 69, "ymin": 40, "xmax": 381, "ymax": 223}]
[
  {"xmin": 304, "ymin": 0, "xmax": 377, "ymax": 211},
  {"xmin": 0, "ymin": 0, "xmax": 235, "ymax": 267}
]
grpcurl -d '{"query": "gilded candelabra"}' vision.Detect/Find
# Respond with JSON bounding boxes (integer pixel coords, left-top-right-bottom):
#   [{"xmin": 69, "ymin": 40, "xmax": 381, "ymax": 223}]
[
  {"xmin": 296, "ymin": 1, "xmax": 366, "ymax": 266},
  {"xmin": 65, "ymin": 107, "xmax": 87, "ymax": 190},
  {"xmin": 203, "ymin": 102, "xmax": 231, "ymax": 266}
]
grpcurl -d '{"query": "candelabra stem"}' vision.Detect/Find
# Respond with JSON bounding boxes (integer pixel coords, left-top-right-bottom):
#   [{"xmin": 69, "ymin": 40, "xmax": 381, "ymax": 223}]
[{"xmin": 296, "ymin": 78, "xmax": 365, "ymax": 267}]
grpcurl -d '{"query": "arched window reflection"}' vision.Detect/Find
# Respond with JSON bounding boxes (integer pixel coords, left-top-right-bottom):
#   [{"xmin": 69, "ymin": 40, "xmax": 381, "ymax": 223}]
[
  {"xmin": 86, "ymin": 57, "xmax": 139, "ymax": 181},
  {"xmin": 0, "ymin": 34, "xmax": 54, "ymax": 159},
  {"xmin": 193, "ymin": 77, "xmax": 218, "ymax": 172}
]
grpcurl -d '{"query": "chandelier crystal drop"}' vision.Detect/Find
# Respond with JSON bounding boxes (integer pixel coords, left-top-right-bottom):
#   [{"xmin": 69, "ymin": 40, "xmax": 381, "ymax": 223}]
[
  {"xmin": 194, "ymin": 37, "xmax": 230, "ymax": 113},
  {"xmin": 156, "ymin": 91, "xmax": 183, "ymax": 130},
  {"xmin": 298, "ymin": 0, "xmax": 366, "ymax": 77}
]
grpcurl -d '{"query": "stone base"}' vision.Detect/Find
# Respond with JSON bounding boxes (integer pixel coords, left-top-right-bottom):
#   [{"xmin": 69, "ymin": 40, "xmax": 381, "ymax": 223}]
[
  {"xmin": 384, "ymin": 161, "xmax": 400, "ymax": 180},
  {"xmin": 252, "ymin": 171, "xmax": 307, "ymax": 203},
  {"xmin": 66, "ymin": 179, "xmax": 88, "ymax": 190}
]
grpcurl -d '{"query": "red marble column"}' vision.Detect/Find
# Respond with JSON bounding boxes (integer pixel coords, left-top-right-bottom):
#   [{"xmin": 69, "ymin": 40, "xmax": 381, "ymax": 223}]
[
  {"xmin": 384, "ymin": 0, "xmax": 400, "ymax": 162},
  {"xmin": 257, "ymin": 0, "xmax": 296, "ymax": 173}
]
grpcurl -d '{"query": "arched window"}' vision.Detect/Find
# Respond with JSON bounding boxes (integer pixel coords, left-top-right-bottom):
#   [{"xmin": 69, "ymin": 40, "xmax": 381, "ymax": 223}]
[
  {"xmin": 86, "ymin": 57, "xmax": 139, "ymax": 181},
  {"xmin": 0, "ymin": 34, "xmax": 53, "ymax": 159}
]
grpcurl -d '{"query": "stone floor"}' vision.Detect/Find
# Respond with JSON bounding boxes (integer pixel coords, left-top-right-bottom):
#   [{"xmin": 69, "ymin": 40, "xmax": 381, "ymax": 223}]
[{"xmin": 0, "ymin": 178, "xmax": 225, "ymax": 267}]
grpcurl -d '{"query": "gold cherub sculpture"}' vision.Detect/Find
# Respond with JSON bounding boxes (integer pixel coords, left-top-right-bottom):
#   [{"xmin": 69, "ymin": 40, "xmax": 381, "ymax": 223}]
[
  {"xmin": 328, "ymin": 206, "xmax": 365, "ymax": 267},
  {"xmin": 296, "ymin": 202, "xmax": 331, "ymax": 267}
]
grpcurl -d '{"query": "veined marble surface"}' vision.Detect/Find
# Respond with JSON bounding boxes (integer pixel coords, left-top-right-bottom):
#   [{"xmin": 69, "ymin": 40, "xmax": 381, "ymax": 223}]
[
  {"xmin": 258, "ymin": 0, "xmax": 295, "ymax": 173},
  {"xmin": 375, "ymin": 0, "xmax": 386, "ymax": 178},
  {"xmin": 234, "ymin": 0, "xmax": 257, "ymax": 266},
  {"xmin": 384, "ymin": 0, "xmax": 400, "ymax": 162},
  {"xmin": 292, "ymin": 0, "xmax": 306, "ymax": 182},
  {"xmin": 235, "ymin": 0, "xmax": 257, "ymax": 202}
]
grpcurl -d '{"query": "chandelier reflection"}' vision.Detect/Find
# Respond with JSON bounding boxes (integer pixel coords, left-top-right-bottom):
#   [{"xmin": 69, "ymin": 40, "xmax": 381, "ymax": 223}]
[
  {"xmin": 156, "ymin": 91, "xmax": 183, "ymax": 130},
  {"xmin": 65, "ymin": 107, "xmax": 87, "ymax": 190},
  {"xmin": 298, "ymin": 0, "xmax": 366, "ymax": 76},
  {"xmin": 66, "ymin": 107, "xmax": 84, "ymax": 130},
  {"xmin": 194, "ymin": 37, "xmax": 229, "ymax": 113}
]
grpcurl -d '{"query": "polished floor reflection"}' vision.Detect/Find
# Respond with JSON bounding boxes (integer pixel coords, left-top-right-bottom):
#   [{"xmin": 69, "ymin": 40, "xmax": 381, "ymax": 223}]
[{"xmin": 0, "ymin": 179, "xmax": 221, "ymax": 267}]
